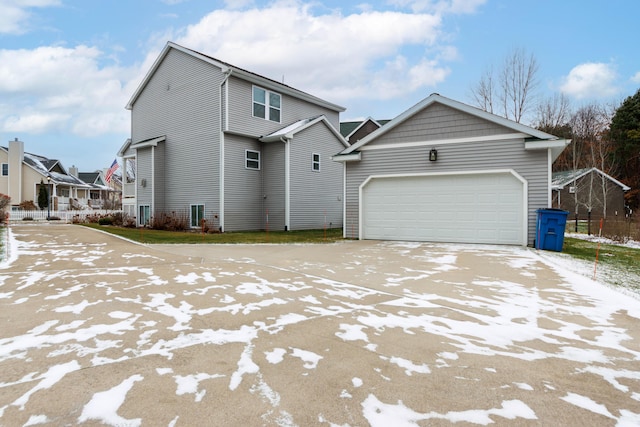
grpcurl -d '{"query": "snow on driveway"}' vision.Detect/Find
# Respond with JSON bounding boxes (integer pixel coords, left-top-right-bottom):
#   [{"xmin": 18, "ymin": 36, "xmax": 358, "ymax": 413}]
[{"xmin": 0, "ymin": 224, "xmax": 639, "ymax": 426}]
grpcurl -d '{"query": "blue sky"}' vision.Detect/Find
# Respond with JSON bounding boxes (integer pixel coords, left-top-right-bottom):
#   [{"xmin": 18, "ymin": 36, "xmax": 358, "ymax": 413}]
[{"xmin": 1, "ymin": 0, "xmax": 639, "ymax": 172}]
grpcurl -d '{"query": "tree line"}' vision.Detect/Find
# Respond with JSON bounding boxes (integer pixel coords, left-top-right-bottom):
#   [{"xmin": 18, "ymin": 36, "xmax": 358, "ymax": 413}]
[{"xmin": 470, "ymin": 48, "xmax": 640, "ymax": 212}]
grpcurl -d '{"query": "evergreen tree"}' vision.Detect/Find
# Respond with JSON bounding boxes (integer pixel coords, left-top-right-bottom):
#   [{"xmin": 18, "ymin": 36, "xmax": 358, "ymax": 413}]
[
  {"xmin": 610, "ymin": 88, "xmax": 640, "ymax": 209},
  {"xmin": 38, "ymin": 182, "xmax": 49, "ymax": 210}
]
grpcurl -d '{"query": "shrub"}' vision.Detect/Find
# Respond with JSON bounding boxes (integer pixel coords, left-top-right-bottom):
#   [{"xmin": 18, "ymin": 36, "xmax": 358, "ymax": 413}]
[
  {"xmin": 22, "ymin": 217, "xmax": 33, "ymax": 221},
  {"xmin": 150, "ymin": 211, "xmax": 189, "ymax": 231},
  {"xmin": 86, "ymin": 214, "xmax": 102, "ymax": 224},
  {"xmin": 19, "ymin": 200, "xmax": 37, "ymax": 210},
  {"xmin": 0, "ymin": 194, "xmax": 10, "ymax": 223},
  {"xmin": 98, "ymin": 216, "xmax": 114, "ymax": 226}
]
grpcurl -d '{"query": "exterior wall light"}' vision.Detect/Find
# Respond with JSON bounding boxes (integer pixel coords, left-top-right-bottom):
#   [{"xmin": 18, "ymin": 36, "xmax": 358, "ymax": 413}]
[{"xmin": 429, "ymin": 148, "xmax": 438, "ymax": 161}]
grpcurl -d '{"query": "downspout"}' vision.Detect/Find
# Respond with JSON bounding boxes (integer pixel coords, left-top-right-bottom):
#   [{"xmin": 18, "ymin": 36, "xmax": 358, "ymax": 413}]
[
  {"xmin": 342, "ymin": 162, "xmax": 347, "ymax": 238},
  {"xmin": 219, "ymin": 69, "xmax": 232, "ymax": 232},
  {"xmin": 281, "ymin": 136, "xmax": 290, "ymax": 231},
  {"xmin": 151, "ymin": 145, "xmax": 155, "ymax": 217}
]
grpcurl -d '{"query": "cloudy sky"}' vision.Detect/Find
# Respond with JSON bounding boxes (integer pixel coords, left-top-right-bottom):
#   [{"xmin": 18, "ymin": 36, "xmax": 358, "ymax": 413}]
[{"xmin": 1, "ymin": 0, "xmax": 639, "ymax": 171}]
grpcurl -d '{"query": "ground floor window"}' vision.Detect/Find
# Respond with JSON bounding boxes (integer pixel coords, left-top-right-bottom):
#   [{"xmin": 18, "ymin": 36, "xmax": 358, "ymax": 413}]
[
  {"xmin": 245, "ymin": 150, "xmax": 260, "ymax": 170},
  {"xmin": 139, "ymin": 205, "xmax": 150, "ymax": 226},
  {"xmin": 191, "ymin": 204, "xmax": 204, "ymax": 228}
]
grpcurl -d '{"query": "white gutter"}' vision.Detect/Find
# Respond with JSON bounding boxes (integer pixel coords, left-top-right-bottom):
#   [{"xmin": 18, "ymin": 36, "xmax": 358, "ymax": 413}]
[
  {"xmin": 151, "ymin": 145, "xmax": 155, "ymax": 218},
  {"xmin": 282, "ymin": 136, "xmax": 291, "ymax": 231},
  {"xmin": 219, "ymin": 68, "xmax": 232, "ymax": 232}
]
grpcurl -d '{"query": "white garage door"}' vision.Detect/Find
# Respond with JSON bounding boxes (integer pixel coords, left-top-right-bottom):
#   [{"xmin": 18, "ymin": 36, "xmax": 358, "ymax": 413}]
[{"xmin": 361, "ymin": 171, "xmax": 525, "ymax": 245}]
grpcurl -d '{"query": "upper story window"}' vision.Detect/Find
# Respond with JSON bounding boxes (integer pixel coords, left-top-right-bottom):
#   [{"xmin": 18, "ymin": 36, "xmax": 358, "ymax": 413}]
[
  {"xmin": 253, "ymin": 86, "xmax": 281, "ymax": 122},
  {"xmin": 312, "ymin": 153, "xmax": 320, "ymax": 172},
  {"xmin": 1, "ymin": 163, "xmax": 8, "ymax": 176},
  {"xmin": 246, "ymin": 150, "xmax": 260, "ymax": 170}
]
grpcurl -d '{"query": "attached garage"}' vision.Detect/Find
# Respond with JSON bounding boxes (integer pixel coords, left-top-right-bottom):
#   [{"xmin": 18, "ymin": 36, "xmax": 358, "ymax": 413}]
[
  {"xmin": 334, "ymin": 94, "xmax": 570, "ymax": 246},
  {"xmin": 360, "ymin": 170, "xmax": 527, "ymax": 245}
]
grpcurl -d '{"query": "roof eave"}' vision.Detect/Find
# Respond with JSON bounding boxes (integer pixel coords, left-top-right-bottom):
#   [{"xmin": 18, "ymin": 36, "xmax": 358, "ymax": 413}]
[
  {"xmin": 332, "ymin": 152, "xmax": 362, "ymax": 162},
  {"xmin": 343, "ymin": 93, "xmax": 562, "ymax": 155},
  {"xmin": 231, "ymin": 68, "xmax": 345, "ymax": 113},
  {"xmin": 125, "ymin": 42, "xmax": 230, "ymax": 110}
]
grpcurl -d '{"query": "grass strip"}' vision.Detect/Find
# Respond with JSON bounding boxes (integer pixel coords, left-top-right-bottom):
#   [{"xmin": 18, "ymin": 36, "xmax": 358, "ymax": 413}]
[{"xmin": 81, "ymin": 223, "xmax": 344, "ymax": 244}]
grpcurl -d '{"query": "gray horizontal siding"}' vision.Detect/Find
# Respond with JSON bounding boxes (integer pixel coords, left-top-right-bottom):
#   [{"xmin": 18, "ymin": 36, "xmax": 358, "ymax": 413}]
[
  {"xmin": 345, "ymin": 139, "xmax": 548, "ymax": 245},
  {"xmin": 130, "ymin": 48, "xmax": 222, "ymax": 223},
  {"xmin": 224, "ymin": 134, "xmax": 263, "ymax": 231},
  {"xmin": 226, "ymin": 77, "xmax": 340, "ymax": 137},
  {"xmin": 263, "ymin": 142, "xmax": 286, "ymax": 230},
  {"xmin": 290, "ymin": 122, "xmax": 344, "ymax": 230},
  {"xmin": 368, "ymin": 103, "xmax": 515, "ymax": 147},
  {"xmin": 136, "ymin": 146, "xmax": 152, "ymax": 207}
]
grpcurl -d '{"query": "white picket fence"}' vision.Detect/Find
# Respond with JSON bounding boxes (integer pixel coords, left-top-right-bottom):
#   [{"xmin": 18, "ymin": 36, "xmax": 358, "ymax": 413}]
[{"xmin": 7, "ymin": 210, "xmax": 123, "ymax": 223}]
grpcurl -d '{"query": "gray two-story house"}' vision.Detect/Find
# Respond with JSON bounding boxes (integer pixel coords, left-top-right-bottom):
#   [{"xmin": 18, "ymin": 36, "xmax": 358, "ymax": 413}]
[{"xmin": 121, "ymin": 42, "xmax": 347, "ymax": 231}]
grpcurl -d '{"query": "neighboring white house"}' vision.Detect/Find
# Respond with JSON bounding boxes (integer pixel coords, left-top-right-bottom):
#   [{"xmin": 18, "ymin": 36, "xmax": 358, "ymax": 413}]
[
  {"xmin": 334, "ymin": 94, "xmax": 570, "ymax": 246},
  {"xmin": 122, "ymin": 41, "xmax": 347, "ymax": 231},
  {"xmin": 1, "ymin": 138, "xmax": 116, "ymax": 211}
]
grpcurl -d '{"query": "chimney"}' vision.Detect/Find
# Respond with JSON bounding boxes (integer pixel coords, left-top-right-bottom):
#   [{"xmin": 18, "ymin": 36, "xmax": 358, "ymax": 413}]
[
  {"xmin": 69, "ymin": 165, "xmax": 79, "ymax": 177},
  {"xmin": 8, "ymin": 138, "xmax": 25, "ymax": 203}
]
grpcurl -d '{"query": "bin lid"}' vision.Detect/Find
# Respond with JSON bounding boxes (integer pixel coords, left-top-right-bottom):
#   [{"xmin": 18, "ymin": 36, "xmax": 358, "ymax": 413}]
[{"xmin": 536, "ymin": 208, "xmax": 569, "ymax": 214}]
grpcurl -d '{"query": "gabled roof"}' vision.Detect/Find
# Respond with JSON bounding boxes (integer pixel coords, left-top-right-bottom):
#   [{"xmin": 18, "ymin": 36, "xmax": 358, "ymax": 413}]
[
  {"xmin": 126, "ymin": 42, "xmax": 345, "ymax": 113},
  {"xmin": 259, "ymin": 115, "xmax": 349, "ymax": 148},
  {"xmin": 79, "ymin": 172, "xmax": 100, "ymax": 184},
  {"xmin": 0, "ymin": 146, "xmax": 91, "ymax": 187},
  {"xmin": 552, "ymin": 168, "xmax": 631, "ymax": 191},
  {"xmin": 340, "ymin": 117, "xmax": 390, "ymax": 141},
  {"xmin": 338, "ymin": 93, "xmax": 568, "ymax": 157},
  {"xmin": 78, "ymin": 171, "xmax": 113, "ymax": 190}
]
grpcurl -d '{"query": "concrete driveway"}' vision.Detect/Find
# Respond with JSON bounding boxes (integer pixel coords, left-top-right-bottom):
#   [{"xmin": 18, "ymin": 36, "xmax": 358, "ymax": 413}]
[{"xmin": 0, "ymin": 223, "xmax": 639, "ymax": 426}]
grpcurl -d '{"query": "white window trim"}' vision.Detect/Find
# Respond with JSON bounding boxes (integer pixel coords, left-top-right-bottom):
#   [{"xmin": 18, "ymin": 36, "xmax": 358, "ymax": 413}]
[
  {"xmin": 1, "ymin": 163, "xmax": 8, "ymax": 176},
  {"xmin": 245, "ymin": 149, "xmax": 260, "ymax": 170},
  {"xmin": 139, "ymin": 205, "xmax": 151, "ymax": 226},
  {"xmin": 312, "ymin": 153, "xmax": 321, "ymax": 172},
  {"xmin": 190, "ymin": 204, "xmax": 205, "ymax": 228},
  {"xmin": 252, "ymin": 85, "xmax": 281, "ymax": 123}
]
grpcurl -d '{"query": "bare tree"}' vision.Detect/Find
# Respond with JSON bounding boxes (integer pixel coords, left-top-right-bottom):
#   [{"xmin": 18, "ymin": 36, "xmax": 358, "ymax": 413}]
[
  {"xmin": 470, "ymin": 66, "xmax": 496, "ymax": 115},
  {"xmin": 470, "ymin": 47, "xmax": 539, "ymax": 123},
  {"xmin": 125, "ymin": 158, "xmax": 136, "ymax": 183},
  {"xmin": 569, "ymin": 103, "xmax": 617, "ymax": 232},
  {"xmin": 500, "ymin": 48, "xmax": 539, "ymax": 123},
  {"xmin": 535, "ymin": 93, "xmax": 572, "ymax": 131}
]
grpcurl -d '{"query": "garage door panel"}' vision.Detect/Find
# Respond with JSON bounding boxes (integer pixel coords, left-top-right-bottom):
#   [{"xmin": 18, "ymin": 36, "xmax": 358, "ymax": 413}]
[{"xmin": 362, "ymin": 173, "xmax": 524, "ymax": 245}]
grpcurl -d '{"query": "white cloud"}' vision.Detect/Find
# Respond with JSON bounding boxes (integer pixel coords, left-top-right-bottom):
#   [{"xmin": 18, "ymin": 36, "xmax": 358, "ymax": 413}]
[
  {"xmin": 174, "ymin": 2, "xmax": 457, "ymax": 103},
  {"xmin": 0, "ymin": 46, "xmax": 134, "ymax": 136},
  {"xmin": 387, "ymin": 0, "xmax": 486, "ymax": 14},
  {"xmin": 0, "ymin": 0, "xmax": 61, "ymax": 34},
  {"xmin": 631, "ymin": 71, "xmax": 640, "ymax": 84},
  {"xmin": 560, "ymin": 62, "xmax": 618, "ymax": 99}
]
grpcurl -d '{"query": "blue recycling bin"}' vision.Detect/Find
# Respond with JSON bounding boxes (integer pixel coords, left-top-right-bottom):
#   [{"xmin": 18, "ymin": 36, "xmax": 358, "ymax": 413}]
[{"xmin": 535, "ymin": 209, "xmax": 569, "ymax": 251}]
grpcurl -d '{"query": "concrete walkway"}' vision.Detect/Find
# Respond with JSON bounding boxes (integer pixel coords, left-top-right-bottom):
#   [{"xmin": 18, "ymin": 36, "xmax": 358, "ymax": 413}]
[{"xmin": 0, "ymin": 223, "xmax": 639, "ymax": 426}]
